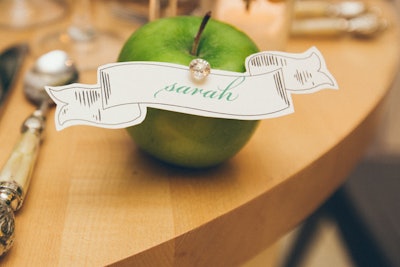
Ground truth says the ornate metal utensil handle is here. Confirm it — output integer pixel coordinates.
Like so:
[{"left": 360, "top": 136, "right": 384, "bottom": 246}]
[{"left": 0, "top": 109, "right": 45, "bottom": 256}]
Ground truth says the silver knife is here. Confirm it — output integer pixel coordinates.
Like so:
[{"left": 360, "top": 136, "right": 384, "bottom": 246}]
[{"left": 0, "top": 43, "right": 29, "bottom": 119}]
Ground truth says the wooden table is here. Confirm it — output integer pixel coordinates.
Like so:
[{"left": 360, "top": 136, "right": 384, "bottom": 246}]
[{"left": 0, "top": 1, "right": 399, "bottom": 266}]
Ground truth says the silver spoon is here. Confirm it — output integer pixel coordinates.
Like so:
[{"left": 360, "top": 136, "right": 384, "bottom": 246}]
[
  {"left": 294, "top": 0, "right": 367, "bottom": 19},
  {"left": 291, "top": 11, "right": 388, "bottom": 38},
  {"left": 0, "top": 50, "right": 78, "bottom": 256},
  {"left": 348, "top": 12, "right": 389, "bottom": 38}
]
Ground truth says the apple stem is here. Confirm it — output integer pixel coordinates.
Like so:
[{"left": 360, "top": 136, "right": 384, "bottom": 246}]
[{"left": 191, "top": 11, "right": 212, "bottom": 56}]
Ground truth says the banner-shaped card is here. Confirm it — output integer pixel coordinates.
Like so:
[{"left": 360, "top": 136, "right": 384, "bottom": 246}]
[{"left": 46, "top": 47, "right": 338, "bottom": 130}]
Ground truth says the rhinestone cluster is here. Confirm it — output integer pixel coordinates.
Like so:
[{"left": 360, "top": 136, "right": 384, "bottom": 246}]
[{"left": 189, "top": 58, "right": 211, "bottom": 81}]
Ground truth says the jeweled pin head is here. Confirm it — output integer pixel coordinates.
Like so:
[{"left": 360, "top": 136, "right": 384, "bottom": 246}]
[{"left": 189, "top": 58, "right": 210, "bottom": 81}]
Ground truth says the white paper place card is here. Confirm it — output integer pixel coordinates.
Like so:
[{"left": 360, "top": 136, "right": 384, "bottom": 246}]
[{"left": 45, "top": 47, "right": 338, "bottom": 130}]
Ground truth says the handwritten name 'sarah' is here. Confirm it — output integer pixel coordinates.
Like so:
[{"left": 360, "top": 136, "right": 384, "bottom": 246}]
[{"left": 154, "top": 77, "right": 246, "bottom": 101}]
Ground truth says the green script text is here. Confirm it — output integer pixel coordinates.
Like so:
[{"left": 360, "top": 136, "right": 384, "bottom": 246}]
[{"left": 153, "top": 76, "right": 245, "bottom": 101}]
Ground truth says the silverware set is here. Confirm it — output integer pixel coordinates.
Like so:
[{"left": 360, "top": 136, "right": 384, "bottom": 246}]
[
  {"left": 0, "top": 44, "right": 78, "bottom": 256},
  {"left": 292, "top": 0, "right": 389, "bottom": 38}
]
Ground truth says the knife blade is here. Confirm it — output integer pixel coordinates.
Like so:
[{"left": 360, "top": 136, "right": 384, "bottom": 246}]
[{"left": 0, "top": 43, "right": 29, "bottom": 119}]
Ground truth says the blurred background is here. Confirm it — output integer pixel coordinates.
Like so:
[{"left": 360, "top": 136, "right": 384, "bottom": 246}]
[{"left": 254, "top": 0, "right": 400, "bottom": 265}]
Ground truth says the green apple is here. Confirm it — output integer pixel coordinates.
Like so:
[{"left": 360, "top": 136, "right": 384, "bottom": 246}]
[{"left": 118, "top": 15, "right": 260, "bottom": 168}]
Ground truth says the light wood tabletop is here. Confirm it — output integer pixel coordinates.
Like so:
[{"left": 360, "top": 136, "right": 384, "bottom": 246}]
[{"left": 0, "top": 0, "right": 399, "bottom": 266}]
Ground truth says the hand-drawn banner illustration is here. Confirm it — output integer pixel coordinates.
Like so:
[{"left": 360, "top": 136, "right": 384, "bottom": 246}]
[{"left": 45, "top": 47, "right": 338, "bottom": 130}]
